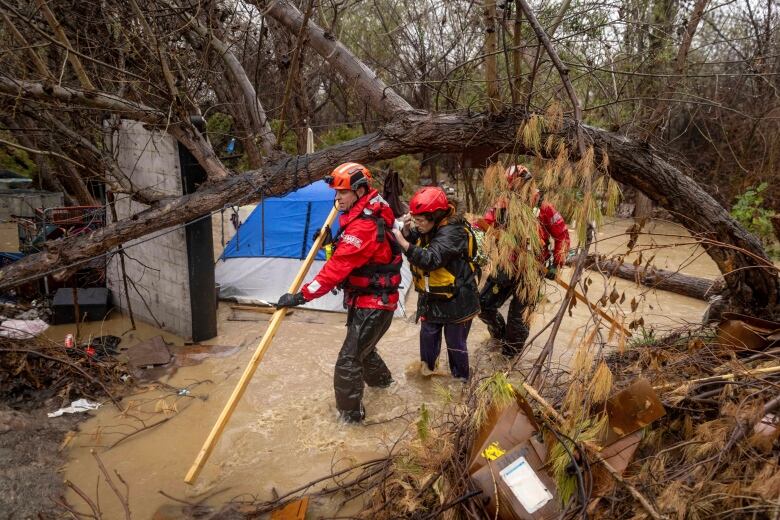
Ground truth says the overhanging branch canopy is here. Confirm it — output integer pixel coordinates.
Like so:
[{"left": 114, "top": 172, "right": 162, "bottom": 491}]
[{"left": 0, "top": 99, "right": 775, "bottom": 313}]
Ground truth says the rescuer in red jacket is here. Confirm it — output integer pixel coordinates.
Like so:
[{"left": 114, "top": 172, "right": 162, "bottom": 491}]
[
  {"left": 276, "top": 163, "right": 402, "bottom": 423},
  {"left": 474, "top": 164, "right": 570, "bottom": 357}
]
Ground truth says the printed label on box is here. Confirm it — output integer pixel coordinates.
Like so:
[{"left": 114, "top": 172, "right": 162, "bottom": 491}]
[{"left": 498, "top": 456, "right": 554, "bottom": 513}]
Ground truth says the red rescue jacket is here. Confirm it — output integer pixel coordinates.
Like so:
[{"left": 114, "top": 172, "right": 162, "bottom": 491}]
[
  {"left": 301, "top": 189, "right": 401, "bottom": 311},
  {"left": 477, "top": 191, "right": 570, "bottom": 267}
]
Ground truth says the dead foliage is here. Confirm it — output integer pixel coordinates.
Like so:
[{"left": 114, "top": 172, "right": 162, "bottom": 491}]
[
  {"left": 597, "top": 327, "right": 780, "bottom": 519},
  {"left": 0, "top": 336, "right": 126, "bottom": 410}
]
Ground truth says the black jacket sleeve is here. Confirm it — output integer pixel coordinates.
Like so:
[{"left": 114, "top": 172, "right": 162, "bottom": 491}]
[{"left": 405, "top": 224, "right": 467, "bottom": 271}]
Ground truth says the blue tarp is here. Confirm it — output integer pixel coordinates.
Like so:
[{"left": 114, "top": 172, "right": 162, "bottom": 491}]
[{"left": 221, "top": 180, "right": 339, "bottom": 260}]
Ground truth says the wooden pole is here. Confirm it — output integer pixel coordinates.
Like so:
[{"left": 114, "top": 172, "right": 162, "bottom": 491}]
[
  {"left": 653, "top": 364, "right": 780, "bottom": 391},
  {"left": 184, "top": 204, "right": 338, "bottom": 484},
  {"left": 72, "top": 286, "right": 81, "bottom": 340},
  {"left": 554, "top": 276, "right": 632, "bottom": 338}
]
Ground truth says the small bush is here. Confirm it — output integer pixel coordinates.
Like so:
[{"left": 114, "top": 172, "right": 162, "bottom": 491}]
[{"left": 731, "top": 182, "right": 778, "bottom": 256}]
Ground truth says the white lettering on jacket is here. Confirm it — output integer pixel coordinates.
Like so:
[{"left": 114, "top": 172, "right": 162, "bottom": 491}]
[{"left": 341, "top": 234, "right": 363, "bottom": 248}]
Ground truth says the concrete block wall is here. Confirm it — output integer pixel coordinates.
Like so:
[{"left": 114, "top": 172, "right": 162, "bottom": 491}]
[{"left": 106, "top": 120, "right": 194, "bottom": 339}]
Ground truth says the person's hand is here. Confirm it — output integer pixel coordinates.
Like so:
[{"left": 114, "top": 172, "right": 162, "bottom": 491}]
[
  {"left": 400, "top": 213, "right": 412, "bottom": 233},
  {"left": 276, "top": 292, "right": 306, "bottom": 308},
  {"left": 392, "top": 228, "right": 410, "bottom": 251},
  {"left": 545, "top": 266, "right": 558, "bottom": 280},
  {"left": 313, "top": 225, "right": 332, "bottom": 245}
]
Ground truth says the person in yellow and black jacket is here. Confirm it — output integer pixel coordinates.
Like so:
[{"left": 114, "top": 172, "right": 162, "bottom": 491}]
[{"left": 392, "top": 187, "right": 480, "bottom": 381}]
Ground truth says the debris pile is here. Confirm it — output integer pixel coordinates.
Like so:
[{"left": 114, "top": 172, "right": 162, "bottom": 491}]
[
  {"left": 0, "top": 335, "right": 125, "bottom": 410},
  {"left": 599, "top": 317, "right": 780, "bottom": 519},
  {"left": 214, "top": 314, "right": 780, "bottom": 520}
]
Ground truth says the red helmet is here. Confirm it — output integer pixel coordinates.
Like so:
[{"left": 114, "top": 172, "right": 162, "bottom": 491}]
[
  {"left": 324, "top": 162, "right": 372, "bottom": 191},
  {"left": 506, "top": 164, "right": 532, "bottom": 185},
  {"left": 409, "top": 187, "right": 449, "bottom": 215}
]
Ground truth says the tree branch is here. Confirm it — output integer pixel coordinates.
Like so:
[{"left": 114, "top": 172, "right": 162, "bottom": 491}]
[
  {"left": 0, "top": 10, "right": 52, "bottom": 79},
  {"left": 0, "top": 137, "right": 85, "bottom": 169},
  {"left": 516, "top": 0, "right": 585, "bottom": 155},
  {"left": 0, "top": 78, "right": 229, "bottom": 181},
  {"left": 128, "top": 0, "right": 179, "bottom": 100},
  {"left": 260, "top": 0, "right": 414, "bottom": 118},
  {"left": 34, "top": 0, "right": 95, "bottom": 89},
  {"left": 182, "top": 6, "right": 277, "bottom": 156}
]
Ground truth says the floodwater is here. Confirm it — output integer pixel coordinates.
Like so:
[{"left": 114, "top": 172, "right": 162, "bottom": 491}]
[{"left": 55, "top": 218, "right": 718, "bottom": 518}]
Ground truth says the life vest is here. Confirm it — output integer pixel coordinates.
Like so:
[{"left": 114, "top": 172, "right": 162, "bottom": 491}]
[
  {"left": 411, "top": 221, "right": 480, "bottom": 300},
  {"left": 334, "top": 208, "right": 403, "bottom": 304}
]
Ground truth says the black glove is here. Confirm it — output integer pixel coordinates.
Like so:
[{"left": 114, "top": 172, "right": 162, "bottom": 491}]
[
  {"left": 276, "top": 292, "right": 306, "bottom": 308},
  {"left": 545, "top": 266, "right": 558, "bottom": 280},
  {"left": 313, "top": 225, "right": 332, "bottom": 245}
]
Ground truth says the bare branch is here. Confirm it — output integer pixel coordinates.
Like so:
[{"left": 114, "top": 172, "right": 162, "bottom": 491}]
[
  {"left": 260, "top": 0, "right": 414, "bottom": 118},
  {"left": 0, "top": 78, "right": 228, "bottom": 181},
  {"left": 516, "top": 0, "right": 586, "bottom": 155},
  {"left": 128, "top": 0, "right": 179, "bottom": 99},
  {"left": 33, "top": 0, "right": 95, "bottom": 89},
  {"left": 0, "top": 10, "right": 52, "bottom": 79},
  {"left": 182, "top": 6, "right": 277, "bottom": 155},
  {"left": 0, "top": 137, "right": 85, "bottom": 169}
]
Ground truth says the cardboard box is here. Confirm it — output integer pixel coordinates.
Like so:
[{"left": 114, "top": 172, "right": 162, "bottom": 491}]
[
  {"left": 468, "top": 395, "right": 539, "bottom": 475},
  {"left": 468, "top": 379, "right": 665, "bottom": 519},
  {"left": 471, "top": 439, "right": 560, "bottom": 520}
]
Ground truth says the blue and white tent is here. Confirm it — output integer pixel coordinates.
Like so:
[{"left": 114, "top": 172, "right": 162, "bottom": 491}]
[{"left": 215, "top": 180, "right": 412, "bottom": 315}]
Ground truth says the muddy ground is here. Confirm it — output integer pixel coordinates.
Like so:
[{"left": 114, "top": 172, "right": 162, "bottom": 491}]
[{"left": 0, "top": 405, "right": 80, "bottom": 519}]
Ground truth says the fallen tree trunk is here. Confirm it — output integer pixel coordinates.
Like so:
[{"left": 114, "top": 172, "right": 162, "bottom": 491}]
[
  {"left": 0, "top": 107, "right": 776, "bottom": 317},
  {"left": 582, "top": 255, "right": 725, "bottom": 301}
]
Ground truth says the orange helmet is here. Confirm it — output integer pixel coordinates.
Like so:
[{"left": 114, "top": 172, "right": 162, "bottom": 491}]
[
  {"left": 505, "top": 164, "right": 532, "bottom": 185},
  {"left": 324, "top": 162, "right": 372, "bottom": 191}
]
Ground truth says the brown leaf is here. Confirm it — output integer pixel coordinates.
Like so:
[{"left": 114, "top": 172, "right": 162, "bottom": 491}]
[
  {"left": 609, "top": 287, "right": 620, "bottom": 304},
  {"left": 630, "top": 297, "right": 638, "bottom": 312}
]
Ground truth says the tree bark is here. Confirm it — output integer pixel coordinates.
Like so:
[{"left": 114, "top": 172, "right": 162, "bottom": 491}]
[
  {"left": 583, "top": 255, "right": 725, "bottom": 301},
  {"left": 483, "top": 0, "right": 501, "bottom": 113},
  {"left": 634, "top": 191, "right": 654, "bottom": 218}
]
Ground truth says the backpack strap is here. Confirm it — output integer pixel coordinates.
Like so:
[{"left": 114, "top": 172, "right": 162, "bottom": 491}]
[{"left": 462, "top": 224, "right": 482, "bottom": 282}]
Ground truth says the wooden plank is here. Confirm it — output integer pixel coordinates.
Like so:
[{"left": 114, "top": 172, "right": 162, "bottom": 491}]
[
  {"left": 230, "top": 304, "right": 292, "bottom": 315},
  {"left": 270, "top": 497, "right": 309, "bottom": 520},
  {"left": 185, "top": 205, "right": 338, "bottom": 484}
]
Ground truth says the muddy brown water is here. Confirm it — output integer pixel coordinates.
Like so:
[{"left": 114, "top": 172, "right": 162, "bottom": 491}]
[{"left": 53, "top": 218, "right": 717, "bottom": 518}]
